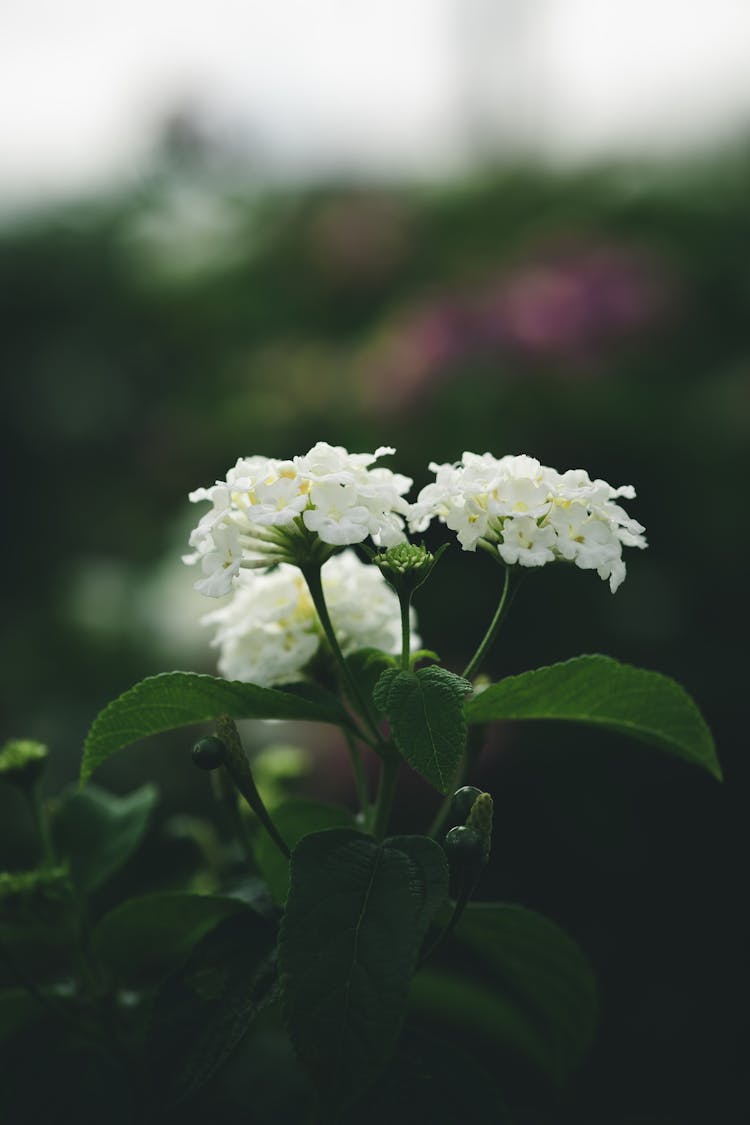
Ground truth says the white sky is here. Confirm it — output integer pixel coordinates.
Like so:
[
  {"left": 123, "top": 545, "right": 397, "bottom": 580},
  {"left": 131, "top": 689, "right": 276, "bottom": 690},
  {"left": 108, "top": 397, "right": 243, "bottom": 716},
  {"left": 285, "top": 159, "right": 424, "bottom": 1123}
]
[{"left": 2, "top": 0, "right": 750, "bottom": 208}]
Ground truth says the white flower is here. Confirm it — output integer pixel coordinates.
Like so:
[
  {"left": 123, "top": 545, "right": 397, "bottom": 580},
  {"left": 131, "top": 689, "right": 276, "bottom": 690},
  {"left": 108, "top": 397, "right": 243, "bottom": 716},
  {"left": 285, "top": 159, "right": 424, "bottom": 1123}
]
[
  {"left": 187, "top": 443, "right": 413, "bottom": 595},
  {"left": 186, "top": 524, "right": 243, "bottom": 598},
  {"left": 202, "top": 550, "right": 419, "bottom": 686},
  {"left": 497, "top": 515, "right": 557, "bottom": 567},
  {"left": 410, "top": 451, "right": 646, "bottom": 592}
]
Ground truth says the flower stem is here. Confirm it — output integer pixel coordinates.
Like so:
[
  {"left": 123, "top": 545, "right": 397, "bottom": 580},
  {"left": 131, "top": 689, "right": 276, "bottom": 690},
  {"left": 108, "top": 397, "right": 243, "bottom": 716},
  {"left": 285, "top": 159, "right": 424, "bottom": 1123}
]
[
  {"left": 343, "top": 729, "right": 370, "bottom": 816},
  {"left": 211, "top": 767, "right": 259, "bottom": 872},
  {"left": 371, "top": 753, "right": 400, "bottom": 841},
  {"left": 461, "top": 561, "right": 518, "bottom": 681},
  {"left": 418, "top": 871, "right": 476, "bottom": 967},
  {"left": 301, "top": 564, "right": 385, "bottom": 748},
  {"left": 399, "top": 592, "right": 412, "bottom": 672},
  {"left": 217, "top": 716, "right": 290, "bottom": 861}
]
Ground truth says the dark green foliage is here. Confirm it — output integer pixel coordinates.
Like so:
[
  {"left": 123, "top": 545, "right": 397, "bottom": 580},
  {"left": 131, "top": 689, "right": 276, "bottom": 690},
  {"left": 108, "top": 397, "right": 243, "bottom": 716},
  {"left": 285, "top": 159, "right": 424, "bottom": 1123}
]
[
  {"left": 254, "top": 798, "right": 356, "bottom": 904},
  {"left": 351, "top": 1028, "right": 513, "bottom": 1125},
  {"left": 52, "top": 782, "right": 157, "bottom": 893},
  {"left": 93, "top": 891, "right": 249, "bottom": 985},
  {"left": 278, "top": 828, "right": 448, "bottom": 1113},
  {"left": 81, "top": 672, "right": 355, "bottom": 783},
  {"left": 373, "top": 666, "right": 473, "bottom": 792},
  {"left": 343, "top": 647, "right": 397, "bottom": 714},
  {"left": 465, "top": 654, "right": 721, "bottom": 779},
  {"left": 411, "top": 902, "right": 597, "bottom": 1083},
  {"left": 146, "top": 910, "right": 277, "bottom": 1108}
]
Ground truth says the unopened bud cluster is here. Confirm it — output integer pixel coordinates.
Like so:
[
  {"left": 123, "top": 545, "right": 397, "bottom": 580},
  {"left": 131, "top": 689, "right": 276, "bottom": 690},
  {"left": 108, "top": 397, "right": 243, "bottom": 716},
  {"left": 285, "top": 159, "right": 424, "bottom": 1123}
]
[{"left": 0, "top": 739, "right": 48, "bottom": 789}]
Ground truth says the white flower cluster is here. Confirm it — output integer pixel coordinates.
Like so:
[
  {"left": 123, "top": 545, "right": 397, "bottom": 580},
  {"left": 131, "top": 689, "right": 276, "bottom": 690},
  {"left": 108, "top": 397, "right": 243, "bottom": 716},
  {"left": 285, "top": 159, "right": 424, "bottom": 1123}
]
[
  {"left": 202, "top": 550, "right": 418, "bottom": 686},
  {"left": 184, "top": 442, "right": 412, "bottom": 597},
  {"left": 409, "top": 453, "right": 646, "bottom": 592}
]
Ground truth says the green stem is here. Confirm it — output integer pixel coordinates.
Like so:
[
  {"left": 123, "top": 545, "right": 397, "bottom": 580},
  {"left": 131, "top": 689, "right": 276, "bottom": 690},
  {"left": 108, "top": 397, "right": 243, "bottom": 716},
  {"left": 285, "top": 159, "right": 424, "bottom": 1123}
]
[
  {"left": 217, "top": 716, "right": 290, "bottom": 861},
  {"left": 462, "top": 562, "right": 515, "bottom": 682},
  {"left": 399, "top": 592, "right": 412, "bottom": 672},
  {"left": 371, "top": 754, "right": 400, "bottom": 841},
  {"left": 302, "top": 564, "right": 385, "bottom": 748},
  {"left": 343, "top": 729, "right": 370, "bottom": 816},
  {"left": 211, "top": 768, "right": 259, "bottom": 872},
  {"left": 418, "top": 871, "right": 476, "bottom": 967}
]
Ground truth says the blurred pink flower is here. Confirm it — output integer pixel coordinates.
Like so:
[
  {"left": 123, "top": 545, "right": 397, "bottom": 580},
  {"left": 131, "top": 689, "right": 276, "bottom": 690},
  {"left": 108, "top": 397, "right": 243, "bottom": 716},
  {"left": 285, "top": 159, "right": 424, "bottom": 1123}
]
[{"left": 366, "top": 237, "right": 672, "bottom": 411}]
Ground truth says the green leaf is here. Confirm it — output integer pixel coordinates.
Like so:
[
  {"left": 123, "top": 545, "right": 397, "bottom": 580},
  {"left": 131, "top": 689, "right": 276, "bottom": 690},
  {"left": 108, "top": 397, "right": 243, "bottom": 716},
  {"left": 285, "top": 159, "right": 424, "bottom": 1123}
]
[
  {"left": 80, "top": 672, "right": 355, "bottom": 784},
  {"left": 254, "top": 798, "right": 356, "bottom": 905},
  {"left": 465, "top": 654, "right": 721, "bottom": 780},
  {"left": 147, "top": 910, "right": 277, "bottom": 1107},
  {"left": 411, "top": 902, "right": 597, "bottom": 1083},
  {"left": 93, "top": 892, "right": 248, "bottom": 984},
  {"left": 386, "top": 834, "right": 450, "bottom": 935},
  {"left": 373, "top": 666, "right": 473, "bottom": 793},
  {"left": 278, "top": 828, "right": 448, "bottom": 1112},
  {"left": 53, "top": 783, "right": 158, "bottom": 894}
]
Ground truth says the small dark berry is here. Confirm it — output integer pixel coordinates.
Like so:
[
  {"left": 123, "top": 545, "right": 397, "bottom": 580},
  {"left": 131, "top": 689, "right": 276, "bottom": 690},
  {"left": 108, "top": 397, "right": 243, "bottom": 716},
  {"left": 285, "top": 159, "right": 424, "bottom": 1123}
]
[
  {"left": 450, "top": 785, "right": 483, "bottom": 824},
  {"left": 192, "top": 736, "right": 226, "bottom": 771},
  {"left": 443, "top": 825, "right": 484, "bottom": 868}
]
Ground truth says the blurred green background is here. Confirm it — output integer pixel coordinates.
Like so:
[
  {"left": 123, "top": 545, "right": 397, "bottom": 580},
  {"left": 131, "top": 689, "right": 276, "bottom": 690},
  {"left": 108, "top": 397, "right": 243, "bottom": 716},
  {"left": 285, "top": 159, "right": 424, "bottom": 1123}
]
[{"left": 1, "top": 145, "right": 748, "bottom": 1121}]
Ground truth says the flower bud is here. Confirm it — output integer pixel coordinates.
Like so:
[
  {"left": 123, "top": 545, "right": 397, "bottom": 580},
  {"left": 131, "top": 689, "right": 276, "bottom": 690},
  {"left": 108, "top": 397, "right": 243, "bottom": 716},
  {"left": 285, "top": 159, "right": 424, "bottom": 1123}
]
[
  {"left": 0, "top": 740, "right": 48, "bottom": 790},
  {"left": 371, "top": 542, "right": 448, "bottom": 598},
  {"left": 192, "top": 736, "right": 227, "bottom": 771},
  {"left": 466, "top": 791, "right": 493, "bottom": 862}
]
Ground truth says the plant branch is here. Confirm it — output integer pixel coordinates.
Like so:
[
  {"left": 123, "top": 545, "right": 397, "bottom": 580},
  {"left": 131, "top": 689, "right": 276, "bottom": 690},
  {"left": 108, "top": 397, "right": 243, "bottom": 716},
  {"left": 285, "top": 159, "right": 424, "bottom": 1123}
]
[
  {"left": 217, "top": 716, "right": 290, "bottom": 860},
  {"left": 371, "top": 753, "right": 400, "bottom": 841},
  {"left": 343, "top": 728, "right": 370, "bottom": 817},
  {"left": 301, "top": 564, "right": 386, "bottom": 748},
  {"left": 462, "top": 561, "right": 517, "bottom": 682}
]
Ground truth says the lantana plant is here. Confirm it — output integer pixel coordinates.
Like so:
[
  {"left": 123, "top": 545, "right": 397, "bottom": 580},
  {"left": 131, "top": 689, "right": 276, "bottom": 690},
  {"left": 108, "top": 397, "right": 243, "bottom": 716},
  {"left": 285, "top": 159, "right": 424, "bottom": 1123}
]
[{"left": 2, "top": 444, "right": 719, "bottom": 1123}]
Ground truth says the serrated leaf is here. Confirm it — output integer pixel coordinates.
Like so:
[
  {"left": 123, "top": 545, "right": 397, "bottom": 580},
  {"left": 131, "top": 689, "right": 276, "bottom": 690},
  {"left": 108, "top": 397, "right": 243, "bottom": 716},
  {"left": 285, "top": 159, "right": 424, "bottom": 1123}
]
[
  {"left": 411, "top": 902, "right": 596, "bottom": 1083},
  {"left": 373, "top": 666, "right": 473, "bottom": 793},
  {"left": 386, "top": 834, "right": 449, "bottom": 935},
  {"left": 147, "top": 910, "right": 277, "bottom": 1107},
  {"left": 80, "top": 672, "right": 355, "bottom": 784},
  {"left": 255, "top": 798, "right": 356, "bottom": 905},
  {"left": 278, "top": 828, "right": 448, "bottom": 1112},
  {"left": 53, "top": 783, "right": 158, "bottom": 894},
  {"left": 93, "top": 892, "right": 248, "bottom": 984},
  {"left": 465, "top": 654, "right": 720, "bottom": 780}
]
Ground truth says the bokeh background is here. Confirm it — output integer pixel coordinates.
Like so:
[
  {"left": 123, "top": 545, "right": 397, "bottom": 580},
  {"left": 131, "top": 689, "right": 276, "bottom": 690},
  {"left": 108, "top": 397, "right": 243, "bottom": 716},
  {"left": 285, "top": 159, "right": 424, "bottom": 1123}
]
[{"left": 2, "top": 3, "right": 749, "bottom": 1121}]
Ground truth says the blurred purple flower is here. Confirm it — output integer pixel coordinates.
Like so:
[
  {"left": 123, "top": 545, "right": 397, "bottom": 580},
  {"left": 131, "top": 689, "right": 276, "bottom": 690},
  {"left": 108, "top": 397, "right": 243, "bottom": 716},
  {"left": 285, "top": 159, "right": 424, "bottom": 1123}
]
[
  {"left": 366, "top": 238, "right": 672, "bottom": 410},
  {"left": 486, "top": 242, "right": 669, "bottom": 360}
]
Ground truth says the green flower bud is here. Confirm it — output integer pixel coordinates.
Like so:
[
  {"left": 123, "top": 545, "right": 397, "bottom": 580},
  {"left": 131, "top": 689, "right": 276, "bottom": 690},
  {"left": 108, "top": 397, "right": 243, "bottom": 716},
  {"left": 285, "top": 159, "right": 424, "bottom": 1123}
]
[
  {"left": 466, "top": 791, "right": 493, "bottom": 862},
  {"left": 450, "top": 785, "right": 483, "bottom": 825},
  {"left": 0, "top": 740, "right": 48, "bottom": 789},
  {"left": 443, "top": 825, "right": 485, "bottom": 870},
  {"left": 192, "top": 736, "right": 227, "bottom": 771},
  {"left": 371, "top": 541, "right": 448, "bottom": 597}
]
